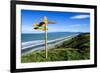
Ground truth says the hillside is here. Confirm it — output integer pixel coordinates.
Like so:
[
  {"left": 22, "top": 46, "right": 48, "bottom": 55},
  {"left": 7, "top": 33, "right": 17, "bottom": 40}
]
[
  {"left": 21, "top": 33, "right": 90, "bottom": 63},
  {"left": 56, "top": 33, "right": 90, "bottom": 50}
]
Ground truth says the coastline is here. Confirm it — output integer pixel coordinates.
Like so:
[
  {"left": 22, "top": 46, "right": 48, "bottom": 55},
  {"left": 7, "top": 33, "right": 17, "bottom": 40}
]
[{"left": 21, "top": 34, "right": 79, "bottom": 55}]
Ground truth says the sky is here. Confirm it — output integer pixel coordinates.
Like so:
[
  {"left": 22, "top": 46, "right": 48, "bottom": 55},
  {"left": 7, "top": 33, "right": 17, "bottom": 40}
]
[{"left": 21, "top": 9, "right": 90, "bottom": 33}]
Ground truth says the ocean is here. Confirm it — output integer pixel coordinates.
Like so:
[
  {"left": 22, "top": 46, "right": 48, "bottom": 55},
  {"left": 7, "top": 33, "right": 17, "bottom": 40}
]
[
  {"left": 21, "top": 32, "right": 80, "bottom": 51},
  {"left": 21, "top": 32, "right": 80, "bottom": 43}
]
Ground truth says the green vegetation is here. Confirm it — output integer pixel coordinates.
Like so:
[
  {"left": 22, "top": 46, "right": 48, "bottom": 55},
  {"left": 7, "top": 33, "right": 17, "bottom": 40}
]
[
  {"left": 56, "top": 33, "right": 90, "bottom": 50},
  {"left": 21, "top": 33, "right": 90, "bottom": 63}
]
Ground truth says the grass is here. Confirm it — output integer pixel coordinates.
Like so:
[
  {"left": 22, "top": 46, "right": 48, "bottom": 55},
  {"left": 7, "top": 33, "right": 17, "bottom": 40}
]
[
  {"left": 21, "top": 33, "right": 90, "bottom": 63},
  {"left": 21, "top": 48, "right": 90, "bottom": 63}
]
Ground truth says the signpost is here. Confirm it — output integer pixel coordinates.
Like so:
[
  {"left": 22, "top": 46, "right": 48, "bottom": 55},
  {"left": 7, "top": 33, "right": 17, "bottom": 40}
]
[{"left": 33, "top": 16, "right": 55, "bottom": 58}]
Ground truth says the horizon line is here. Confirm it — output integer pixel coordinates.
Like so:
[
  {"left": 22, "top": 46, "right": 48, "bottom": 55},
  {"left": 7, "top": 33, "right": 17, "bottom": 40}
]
[{"left": 22, "top": 31, "right": 90, "bottom": 34}]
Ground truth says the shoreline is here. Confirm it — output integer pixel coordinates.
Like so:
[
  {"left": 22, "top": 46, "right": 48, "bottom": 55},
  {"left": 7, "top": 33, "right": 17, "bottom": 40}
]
[{"left": 21, "top": 34, "right": 79, "bottom": 55}]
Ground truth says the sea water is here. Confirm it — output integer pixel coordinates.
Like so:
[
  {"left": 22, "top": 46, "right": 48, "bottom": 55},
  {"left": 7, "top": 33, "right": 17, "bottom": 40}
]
[
  {"left": 21, "top": 32, "right": 80, "bottom": 50},
  {"left": 21, "top": 32, "right": 79, "bottom": 43}
]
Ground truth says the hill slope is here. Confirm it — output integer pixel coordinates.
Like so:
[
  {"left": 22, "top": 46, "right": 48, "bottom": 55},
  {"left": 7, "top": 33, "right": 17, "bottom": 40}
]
[{"left": 56, "top": 33, "right": 90, "bottom": 49}]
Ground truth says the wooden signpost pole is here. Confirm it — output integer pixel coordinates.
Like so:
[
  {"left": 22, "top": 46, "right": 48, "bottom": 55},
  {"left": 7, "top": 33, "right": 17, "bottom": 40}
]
[
  {"left": 45, "top": 23, "right": 48, "bottom": 58},
  {"left": 44, "top": 16, "right": 48, "bottom": 58}
]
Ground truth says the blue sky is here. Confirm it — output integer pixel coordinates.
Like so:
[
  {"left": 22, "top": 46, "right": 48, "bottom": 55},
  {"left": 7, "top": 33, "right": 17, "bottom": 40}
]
[{"left": 21, "top": 9, "right": 90, "bottom": 33}]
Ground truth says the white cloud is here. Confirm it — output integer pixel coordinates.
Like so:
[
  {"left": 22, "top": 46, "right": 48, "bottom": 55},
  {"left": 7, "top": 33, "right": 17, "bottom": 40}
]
[{"left": 71, "top": 15, "right": 90, "bottom": 19}]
